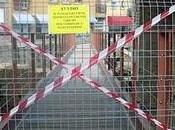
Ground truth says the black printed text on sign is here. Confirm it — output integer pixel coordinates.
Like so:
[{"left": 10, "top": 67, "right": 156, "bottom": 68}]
[{"left": 48, "top": 5, "right": 89, "bottom": 34}]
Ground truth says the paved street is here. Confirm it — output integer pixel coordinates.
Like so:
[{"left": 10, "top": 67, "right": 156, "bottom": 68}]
[{"left": 15, "top": 43, "right": 133, "bottom": 130}]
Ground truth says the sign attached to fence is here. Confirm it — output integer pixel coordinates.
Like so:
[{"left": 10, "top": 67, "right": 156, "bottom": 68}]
[{"left": 48, "top": 5, "right": 89, "bottom": 34}]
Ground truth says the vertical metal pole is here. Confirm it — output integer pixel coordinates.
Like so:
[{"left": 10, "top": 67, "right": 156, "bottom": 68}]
[
  {"left": 101, "top": 32, "right": 103, "bottom": 51},
  {"left": 120, "top": 27, "right": 124, "bottom": 86},
  {"left": 59, "top": 35, "right": 61, "bottom": 58},
  {"left": 100, "top": 33, "right": 102, "bottom": 51},
  {"left": 62, "top": 35, "right": 64, "bottom": 57},
  {"left": 31, "top": 33, "right": 36, "bottom": 86},
  {"left": 108, "top": 33, "right": 111, "bottom": 70},
  {"left": 157, "top": 32, "right": 171, "bottom": 130},
  {"left": 166, "top": 32, "right": 172, "bottom": 127},
  {"left": 102, "top": 33, "right": 104, "bottom": 50},
  {"left": 11, "top": 36, "right": 18, "bottom": 105},
  {"left": 157, "top": 32, "right": 166, "bottom": 130},
  {"left": 96, "top": 33, "right": 98, "bottom": 51},
  {"left": 94, "top": 33, "right": 96, "bottom": 50},
  {"left": 101, "top": 33, "right": 103, "bottom": 50},
  {"left": 55, "top": 34, "right": 58, "bottom": 58},
  {"left": 49, "top": 34, "right": 52, "bottom": 70},
  {"left": 132, "top": 39, "right": 137, "bottom": 104},
  {"left": 105, "top": 32, "right": 107, "bottom": 64},
  {"left": 113, "top": 33, "right": 116, "bottom": 76},
  {"left": 42, "top": 33, "right": 46, "bottom": 77}
]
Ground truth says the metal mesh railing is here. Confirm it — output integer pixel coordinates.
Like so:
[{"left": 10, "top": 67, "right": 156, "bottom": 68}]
[{"left": 0, "top": 0, "right": 175, "bottom": 130}]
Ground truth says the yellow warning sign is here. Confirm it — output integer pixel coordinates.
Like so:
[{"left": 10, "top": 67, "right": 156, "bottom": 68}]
[{"left": 48, "top": 5, "right": 89, "bottom": 34}]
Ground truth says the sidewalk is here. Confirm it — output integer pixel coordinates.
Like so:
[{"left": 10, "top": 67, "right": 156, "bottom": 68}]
[{"left": 15, "top": 44, "right": 133, "bottom": 130}]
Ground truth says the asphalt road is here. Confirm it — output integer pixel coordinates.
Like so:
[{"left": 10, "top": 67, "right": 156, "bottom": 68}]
[{"left": 15, "top": 44, "right": 133, "bottom": 130}]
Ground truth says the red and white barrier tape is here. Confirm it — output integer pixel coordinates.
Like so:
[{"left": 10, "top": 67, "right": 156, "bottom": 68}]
[
  {"left": 79, "top": 75, "right": 171, "bottom": 130},
  {"left": 0, "top": 5, "right": 175, "bottom": 129}
]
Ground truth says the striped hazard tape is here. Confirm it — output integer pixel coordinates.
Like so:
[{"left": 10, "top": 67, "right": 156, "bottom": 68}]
[
  {"left": 80, "top": 75, "right": 171, "bottom": 130},
  {"left": 0, "top": 4, "right": 175, "bottom": 130}
]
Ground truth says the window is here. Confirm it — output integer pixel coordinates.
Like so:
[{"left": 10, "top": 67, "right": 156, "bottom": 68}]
[
  {"left": 0, "top": 8, "right": 4, "bottom": 23},
  {"left": 121, "top": 1, "right": 124, "bottom": 8},
  {"left": 96, "top": 3, "right": 106, "bottom": 13},
  {"left": 96, "top": 0, "right": 106, "bottom": 13},
  {"left": 127, "top": 8, "right": 132, "bottom": 17},
  {"left": 14, "top": 0, "right": 29, "bottom": 11},
  {"left": 21, "top": 1, "right": 28, "bottom": 10},
  {"left": 61, "top": 0, "right": 70, "bottom": 3},
  {"left": 49, "top": 0, "right": 58, "bottom": 3},
  {"left": 75, "top": 0, "right": 82, "bottom": 3},
  {"left": 111, "top": 0, "right": 120, "bottom": 8},
  {"left": 0, "top": 0, "right": 6, "bottom": 2},
  {"left": 111, "top": 0, "right": 116, "bottom": 4}
]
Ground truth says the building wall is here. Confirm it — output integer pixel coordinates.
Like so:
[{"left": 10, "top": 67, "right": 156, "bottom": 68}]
[
  {"left": 6, "top": 0, "right": 134, "bottom": 25},
  {"left": 29, "top": 0, "right": 97, "bottom": 16},
  {"left": 29, "top": 0, "right": 48, "bottom": 14}
]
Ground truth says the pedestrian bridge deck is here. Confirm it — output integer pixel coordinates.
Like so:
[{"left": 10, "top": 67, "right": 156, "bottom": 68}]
[{"left": 15, "top": 44, "right": 133, "bottom": 130}]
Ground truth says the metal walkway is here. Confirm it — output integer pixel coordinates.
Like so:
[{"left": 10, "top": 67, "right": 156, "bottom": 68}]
[{"left": 15, "top": 44, "right": 133, "bottom": 130}]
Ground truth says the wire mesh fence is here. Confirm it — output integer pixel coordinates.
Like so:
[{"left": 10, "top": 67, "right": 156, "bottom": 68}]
[{"left": 0, "top": 0, "right": 175, "bottom": 130}]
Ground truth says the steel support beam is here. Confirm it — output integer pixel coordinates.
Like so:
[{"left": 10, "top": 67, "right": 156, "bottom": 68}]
[
  {"left": 132, "top": 39, "right": 137, "bottom": 104},
  {"left": 42, "top": 34, "right": 46, "bottom": 77},
  {"left": 108, "top": 33, "right": 111, "bottom": 70},
  {"left": 11, "top": 36, "right": 18, "bottom": 105},
  {"left": 120, "top": 30, "right": 124, "bottom": 87},
  {"left": 31, "top": 33, "right": 36, "bottom": 87},
  {"left": 55, "top": 34, "right": 58, "bottom": 58},
  {"left": 157, "top": 32, "right": 172, "bottom": 130},
  {"left": 49, "top": 34, "right": 53, "bottom": 70},
  {"left": 113, "top": 33, "right": 117, "bottom": 76}
]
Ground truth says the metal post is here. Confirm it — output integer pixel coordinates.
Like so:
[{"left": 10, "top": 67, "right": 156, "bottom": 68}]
[
  {"left": 101, "top": 32, "right": 103, "bottom": 51},
  {"left": 108, "top": 33, "right": 111, "bottom": 70},
  {"left": 100, "top": 32, "right": 102, "bottom": 51},
  {"left": 132, "top": 39, "right": 137, "bottom": 104},
  {"left": 166, "top": 31, "right": 172, "bottom": 127},
  {"left": 58, "top": 35, "right": 61, "bottom": 58},
  {"left": 101, "top": 33, "right": 103, "bottom": 50},
  {"left": 120, "top": 27, "right": 124, "bottom": 86},
  {"left": 55, "top": 34, "right": 58, "bottom": 58},
  {"left": 42, "top": 33, "right": 46, "bottom": 77},
  {"left": 59, "top": 35, "right": 62, "bottom": 58},
  {"left": 49, "top": 34, "right": 52, "bottom": 70},
  {"left": 104, "top": 32, "right": 107, "bottom": 64},
  {"left": 113, "top": 33, "right": 116, "bottom": 76},
  {"left": 61, "top": 35, "right": 64, "bottom": 57},
  {"left": 11, "top": 36, "right": 18, "bottom": 105},
  {"left": 31, "top": 33, "right": 36, "bottom": 86},
  {"left": 157, "top": 32, "right": 172, "bottom": 130}
]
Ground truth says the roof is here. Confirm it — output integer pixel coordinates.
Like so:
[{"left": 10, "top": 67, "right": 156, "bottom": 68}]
[
  {"left": 13, "top": 12, "right": 35, "bottom": 24},
  {"left": 35, "top": 14, "right": 48, "bottom": 24},
  {"left": 107, "top": 16, "right": 133, "bottom": 26}
]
